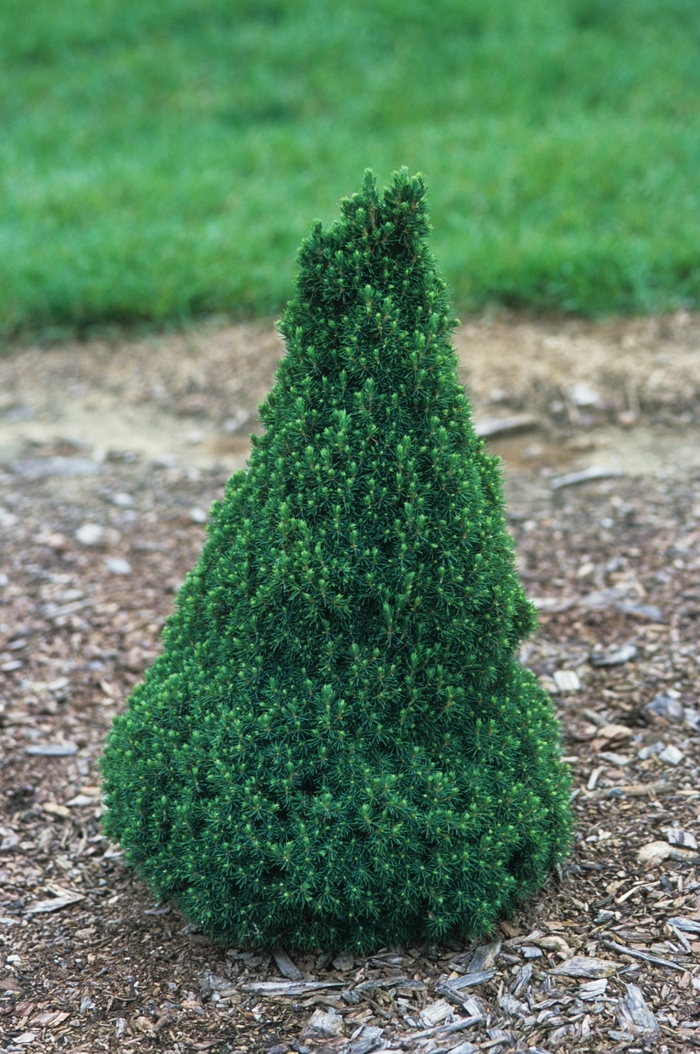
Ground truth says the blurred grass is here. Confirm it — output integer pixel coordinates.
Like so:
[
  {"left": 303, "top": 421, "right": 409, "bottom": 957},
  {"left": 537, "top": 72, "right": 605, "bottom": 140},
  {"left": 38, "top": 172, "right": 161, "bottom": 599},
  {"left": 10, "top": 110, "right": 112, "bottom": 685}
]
[{"left": 1, "top": 0, "right": 700, "bottom": 337}]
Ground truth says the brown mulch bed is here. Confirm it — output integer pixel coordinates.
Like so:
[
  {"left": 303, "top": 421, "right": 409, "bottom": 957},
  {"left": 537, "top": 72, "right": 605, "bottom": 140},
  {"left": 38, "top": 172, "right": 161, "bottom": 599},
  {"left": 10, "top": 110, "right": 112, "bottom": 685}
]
[{"left": 1, "top": 437, "right": 700, "bottom": 1054}]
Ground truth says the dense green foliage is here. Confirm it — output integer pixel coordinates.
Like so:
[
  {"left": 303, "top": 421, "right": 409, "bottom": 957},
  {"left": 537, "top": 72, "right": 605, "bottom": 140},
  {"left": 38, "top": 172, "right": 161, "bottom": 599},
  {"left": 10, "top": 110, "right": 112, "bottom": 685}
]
[
  {"left": 101, "top": 172, "right": 572, "bottom": 952},
  {"left": 1, "top": 0, "right": 700, "bottom": 336}
]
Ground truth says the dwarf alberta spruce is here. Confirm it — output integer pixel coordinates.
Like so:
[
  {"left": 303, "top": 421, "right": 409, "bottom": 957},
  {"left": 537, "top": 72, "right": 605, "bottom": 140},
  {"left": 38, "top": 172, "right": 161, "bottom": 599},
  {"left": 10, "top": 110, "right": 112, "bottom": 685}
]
[{"left": 101, "top": 171, "right": 571, "bottom": 952}]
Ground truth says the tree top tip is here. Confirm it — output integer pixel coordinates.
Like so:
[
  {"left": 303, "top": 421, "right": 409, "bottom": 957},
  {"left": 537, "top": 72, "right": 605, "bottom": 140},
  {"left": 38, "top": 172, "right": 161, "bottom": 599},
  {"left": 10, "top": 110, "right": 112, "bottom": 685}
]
[{"left": 338, "top": 168, "right": 429, "bottom": 233}]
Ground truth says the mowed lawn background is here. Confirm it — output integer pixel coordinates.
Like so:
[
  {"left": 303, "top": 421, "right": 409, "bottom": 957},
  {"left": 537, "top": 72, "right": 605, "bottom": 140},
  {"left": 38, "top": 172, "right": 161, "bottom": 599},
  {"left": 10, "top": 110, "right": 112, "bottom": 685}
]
[{"left": 1, "top": 0, "right": 700, "bottom": 338}]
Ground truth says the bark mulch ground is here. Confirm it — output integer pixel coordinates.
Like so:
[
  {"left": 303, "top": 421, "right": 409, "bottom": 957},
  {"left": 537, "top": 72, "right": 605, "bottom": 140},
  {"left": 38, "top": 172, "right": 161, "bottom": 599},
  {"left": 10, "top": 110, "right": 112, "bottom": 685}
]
[{"left": 1, "top": 435, "right": 700, "bottom": 1054}]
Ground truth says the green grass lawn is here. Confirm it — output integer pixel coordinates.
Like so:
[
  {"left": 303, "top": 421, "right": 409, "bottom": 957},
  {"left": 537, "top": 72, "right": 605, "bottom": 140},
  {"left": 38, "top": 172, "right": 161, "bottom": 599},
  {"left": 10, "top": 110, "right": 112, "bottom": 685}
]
[{"left": 1, "top": 0, "right": 700, "bottom": 337}]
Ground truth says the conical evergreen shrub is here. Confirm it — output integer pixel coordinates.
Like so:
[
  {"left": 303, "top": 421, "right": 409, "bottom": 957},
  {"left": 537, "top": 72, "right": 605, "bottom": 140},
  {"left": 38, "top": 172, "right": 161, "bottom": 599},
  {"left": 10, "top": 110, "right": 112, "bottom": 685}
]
[{"left": 101, "top": 170, "right": 571, "bottom": 953}]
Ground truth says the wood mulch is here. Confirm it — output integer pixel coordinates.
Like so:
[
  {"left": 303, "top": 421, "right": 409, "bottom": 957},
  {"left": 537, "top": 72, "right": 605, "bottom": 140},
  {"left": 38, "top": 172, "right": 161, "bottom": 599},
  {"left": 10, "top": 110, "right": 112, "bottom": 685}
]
[{"left": 1, "top": 429, "right": 700, "bottom": 1053}]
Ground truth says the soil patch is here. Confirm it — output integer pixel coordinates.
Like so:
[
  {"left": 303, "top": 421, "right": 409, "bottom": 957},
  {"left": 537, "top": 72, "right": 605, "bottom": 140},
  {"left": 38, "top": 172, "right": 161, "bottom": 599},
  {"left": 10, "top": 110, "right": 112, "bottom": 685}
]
[
  {"left": 1, "top": 316, "right": 700, "bottom": 1053},
  {"left": 2, "top": 311, "right": 700, "bottom": 476}
]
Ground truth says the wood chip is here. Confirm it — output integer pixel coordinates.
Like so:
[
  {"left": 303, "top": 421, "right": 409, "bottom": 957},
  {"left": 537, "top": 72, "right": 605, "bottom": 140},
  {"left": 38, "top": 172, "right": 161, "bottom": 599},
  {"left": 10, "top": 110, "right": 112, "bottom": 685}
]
[
  {"left": 637, "top": 841, "right": 673, "bottom": 864},
  {"left": 272, "top": 947, "right": 303, "bottom": 981},
  {"left": 551, "top": 466, "right": 625, "bottom": 490},
  {"left": 637, "top": 840, "right": 698, "bottom": 865},
  {"left": 419, "top": 999, "right": 453, "bottom": 1028},
  {"left": 25, "top": 883, "right": 84, "bottom": 914},
  {"left": 668, "top": 917, "right": 700, "bottom": 935},
  {"left": 658, "top": 744, "right": 684, "bottom": 766},
  {"left": 664, "top": 827, "right": 698, "bottom": 849},
  {"left": 241, "top": 980, "right": 343, "bottom": 997},
  {"left": 617, "top": 983, "right": 660, "bottom": 1037},
  {"left": 436, "top": 1043, "right": 477, "bottom": 1054},
  {"left": 40, "top": 801, "right": 69, "bottom": 817},
  {"left": 533, "top": 935, "right": 572, "bottom": 958},
  {"left": 475, "top": 414, "right": 539, "bottom": 438},
  {"left": 303, "top": 1007, "right": 344, "bottom": 1038},
  {"left": 466, "top": 940, "right": 501, "bottom": 973},
  {"left": 581, "top": 708, "right": 609, "bottom": 729},
  {"left": 512, "top": 964, "right": 532, "bottom": 997},
  {"left": 439, "top": 969, "right": 495, "bottom": 993},
  {"left": 590, "top": 645, "right": 638, "bottom": 667},
  {"left": 591, "top": 780, "right": 676, "bottom": 800},
  {"left": 400, "top": 1015, "right": 482, "bottom": 1043},
  {"left": 550, "top": 957, "right": 618, "bottom": 978},
  {"left": 26, "top": 743, "right": 78, "bottom": 756},
  {"left": 553, "top": 670, "right": 581, "bottom": 692},
  {"left": 31, "top": 1011, "right": 70, "bottom": 1027},
  {"left": 595, "top": 723, "right": 633, "bottom": 740},
  {"left": 579, "top": 978, "right": 608, "bottom": 1000},
  {"left": 355, "top": 975, "right": 409, "bottom": 993},
  {"left": 601, "top": 940, "right": 686, "bottom": 972}
]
